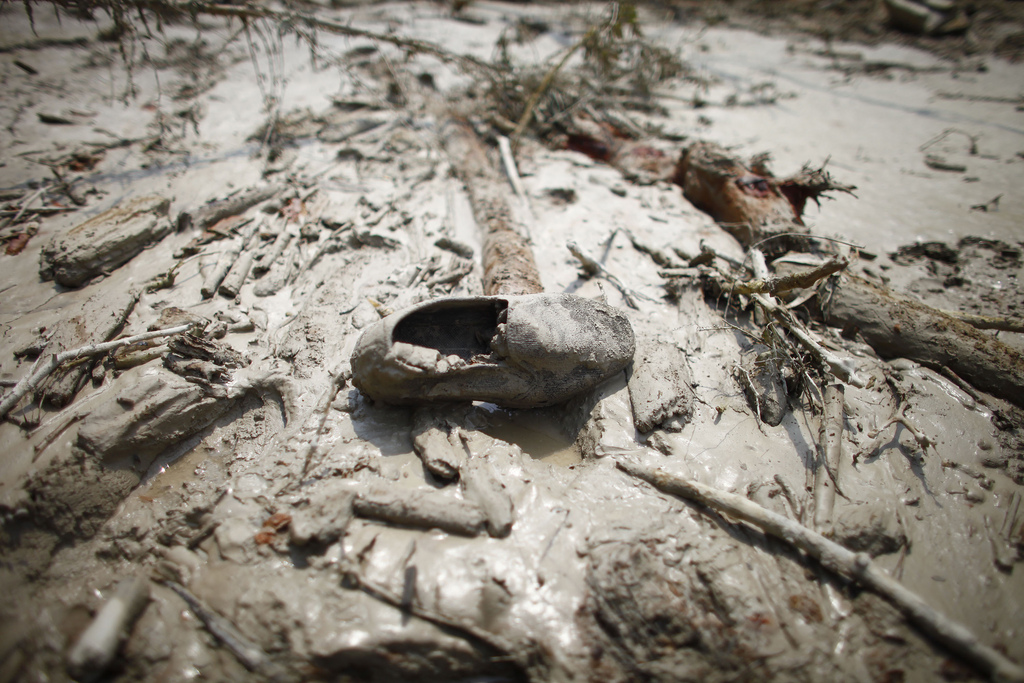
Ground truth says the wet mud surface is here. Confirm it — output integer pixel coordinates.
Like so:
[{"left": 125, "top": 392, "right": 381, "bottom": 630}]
[{"left": 0, "top": 2, "right": 1023, "bottom": 682}]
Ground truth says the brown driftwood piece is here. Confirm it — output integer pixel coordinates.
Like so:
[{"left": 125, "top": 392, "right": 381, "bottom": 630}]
[
  {"left": 439, "top": 119, "right": 543, "bottom": 296},
  {"left": 733, "top": 256, "right": 849, "bottom": 296},
  {"left": 823, "top": 274, "right": 1024, "bottom": 409},
  {"left": 937, "top": 310, "right": 1024, "bottom": 334},
  {"left": 674, "top": 142, "right": 854, "bottom": 251},
  {"left": 353, "top": 488, "right": 488, "bottom": 537},
  {"left": 813, "top": 384, "right": 844, "bottom": 533},
  {"left": 177, "top": 184, "right": 284, "bottom": 232},
  {"left": 617, "top": 459, "right": 1024, "bottom": 683}
]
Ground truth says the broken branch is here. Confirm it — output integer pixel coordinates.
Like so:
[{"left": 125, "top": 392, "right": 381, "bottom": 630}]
[
  {"left": 567, "top": 240, "right": 650, "bottom": 309},
  {"left": 731, "top": 256, "right": 849, "bottom": 296},
  {"left": 0, "top": 323, "right": 192, "bottom": 419}
]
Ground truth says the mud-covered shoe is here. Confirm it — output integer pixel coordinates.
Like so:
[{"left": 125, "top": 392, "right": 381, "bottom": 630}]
[{"left": 351, "top": 293, "right": 635, "bottom": 409}]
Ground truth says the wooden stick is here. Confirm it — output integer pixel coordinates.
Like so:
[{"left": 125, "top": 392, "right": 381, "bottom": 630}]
[
  {"left": 567, "top": 240, "right": 650, "bottom": 309},
  {"left": 218, "top": 225, "right": 262, "bottom": 298},
  {"left": 177, "top": 184, "right": 283, "bottom": 232},
  {"left": 162, "top": 580, "right": 294, "bottom": 683},
  {"left": 440, "top": 119, "right": 543, "bottom": 296},
  {"left": 191, "top": 2, "right": 499, "bottom": 76},
  {"left": 1, "top": 324, "right": 192, "bottom": 419},
  {"left": 616, "top": 459, "right": 1024, "bottom": 683},
  {"left": 497, "top": 135, "right": 534, "bottom": 242},
  {"left": 353, "top": 488, "right": 487, "bottom": 537},
  {"left": 66, "top": 577, "right": 150, "bottom": 682},
  {"left": 812, "top": 383, "right": 844, "bottom": 532}
]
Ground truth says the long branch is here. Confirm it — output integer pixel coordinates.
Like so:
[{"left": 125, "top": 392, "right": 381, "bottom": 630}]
[
  {"left": 1, "top": 323, "right": 192, "bottom": 419},
  {"left": 616, "top": 459, "right": 1024, "bottom": 683}
]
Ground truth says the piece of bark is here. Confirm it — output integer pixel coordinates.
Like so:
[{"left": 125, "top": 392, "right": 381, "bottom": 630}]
[
  {"left": 177, "top": 184, "right": 284, "bottom": 232},
  {"left": 822, "top": 274, "right": 1024, "bottom": 409},
  {"left": 66, "top": 576, "right": 150, "bottom": 683},
  {"left": 353, "top": 487, "right": 487, "bottom": 537},
  {"left": 440, "top": 119, "right": 543, "bottom": 296},
  {"left": 627, "top": 337, "right": 694, "bottom": 433},
  {"left": 35, "top": 288, "right": 140, "bottom": 408},
  {"left": 40, "top": 195, "right": 173, "bottom": 287}
]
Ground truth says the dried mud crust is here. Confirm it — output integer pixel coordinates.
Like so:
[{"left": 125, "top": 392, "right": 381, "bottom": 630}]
[{"left": 667, "top": 0, "right": 1024, "bottom": 63}]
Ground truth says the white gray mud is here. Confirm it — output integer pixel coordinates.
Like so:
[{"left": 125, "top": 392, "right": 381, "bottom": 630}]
[{"left": 1, "top": 3, "right": 1023, "bottom": 683}]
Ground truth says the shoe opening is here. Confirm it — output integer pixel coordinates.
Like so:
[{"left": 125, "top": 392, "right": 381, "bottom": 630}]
[{"left": 393, "top": 299, "right": 507, "bottom": 361}]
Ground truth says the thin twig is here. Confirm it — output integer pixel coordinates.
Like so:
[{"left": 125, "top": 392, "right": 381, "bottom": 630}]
[
  {"left": 616, "top": 459, "right": 1024, "bottom": 683},
  {"left": 866, "top": 402, "right": 933, "bottom": 454},
  {"left": 567, "top": 240, "right": 652, "bottom": 309},
  {"left": 1, "top": 324, "right": 192, "bottom": 419},
  {"left": 510, "top": 27, "right": 594, "bottom": 149},
  {"left": 161, "top": 580, "right": 295, "bottom": 682},
  {"left": 191, "top": 3, "right": 499, "bottom": 76},
  {"left": 731, "top": 256, "right": 849, "bottom": 296},
  {"left": 752, "top": 292, "right": 866, "bottom": 388}
]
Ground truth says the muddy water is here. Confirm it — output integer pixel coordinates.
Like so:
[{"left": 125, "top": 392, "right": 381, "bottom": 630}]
[{"left": 478, "top": 408, "right": 583, "bottom": 467}]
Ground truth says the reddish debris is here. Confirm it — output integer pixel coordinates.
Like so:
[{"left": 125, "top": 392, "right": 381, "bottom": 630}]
[
  {"left": 262, "top": 512, "right": 292, "bottom": 531},
  {"left": 5, "top": 233, "right": 31, "bottom": 255}
]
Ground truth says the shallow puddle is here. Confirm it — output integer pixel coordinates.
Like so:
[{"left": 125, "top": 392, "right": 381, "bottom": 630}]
[{"left": 480, "top": 410, "right": 582, "bottom": 467}]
